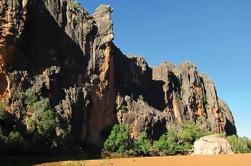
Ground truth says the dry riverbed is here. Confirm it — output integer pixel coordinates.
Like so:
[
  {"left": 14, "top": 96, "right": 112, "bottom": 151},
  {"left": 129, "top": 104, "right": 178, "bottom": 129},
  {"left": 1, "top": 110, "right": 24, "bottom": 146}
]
[{"left": 38, "top": 153, "right": 251, "bottom": 166}]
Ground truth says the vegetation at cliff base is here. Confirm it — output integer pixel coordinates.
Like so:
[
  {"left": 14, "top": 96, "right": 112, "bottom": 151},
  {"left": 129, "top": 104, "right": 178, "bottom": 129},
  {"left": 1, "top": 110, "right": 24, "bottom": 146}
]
[
  {"left": 103, "top": 124, "right": 132, "bottom": 154},
  {"left": 226, "top": 135, "right": 251, "bottom": 153},
  {"left": 102, "top": 122, "right": 213, "bottom": 156},
  {"left": 134, "top": 131, "right": 151, "bottom": 155},
  {"left": 0, "top": 89, "right": 70, "bottom": 155}
]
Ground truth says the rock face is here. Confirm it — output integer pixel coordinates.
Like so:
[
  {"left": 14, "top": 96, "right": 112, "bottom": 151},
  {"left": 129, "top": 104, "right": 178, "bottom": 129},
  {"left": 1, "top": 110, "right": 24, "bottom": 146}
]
[
  {"left": 194, "top": 135, "right": 233, "bottom": 155},
  {"left": 0, "top": 0, "right": 236, "bottom": 148},
  {"left": 151, "top": 62, "right": 236, "bottom": 134}
]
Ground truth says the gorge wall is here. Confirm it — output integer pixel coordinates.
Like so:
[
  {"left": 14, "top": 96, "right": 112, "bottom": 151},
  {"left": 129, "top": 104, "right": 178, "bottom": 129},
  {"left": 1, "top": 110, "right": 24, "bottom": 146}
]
[{"left": 0, "top": 0, "right": 236, "bottom": 148}]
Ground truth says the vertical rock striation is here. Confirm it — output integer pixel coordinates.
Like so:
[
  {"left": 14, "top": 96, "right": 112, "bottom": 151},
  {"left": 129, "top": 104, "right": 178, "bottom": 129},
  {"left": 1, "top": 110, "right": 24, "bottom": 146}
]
[{"left": 0, "top": 0, "right": 236, "bottom": 148}]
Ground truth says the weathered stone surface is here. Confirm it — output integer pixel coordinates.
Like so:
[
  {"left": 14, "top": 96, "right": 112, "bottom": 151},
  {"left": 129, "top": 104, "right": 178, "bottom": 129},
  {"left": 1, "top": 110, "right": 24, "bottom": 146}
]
[
  {"left": 1, "top": 0, "right": 116, "bottom": 146},
  {"left": 116, "top": 95, "right": 166, "bottom": 140},
  {"left": 152, "top": 61, "right": 236, "bottom": 134},
  {"left": 0, "top": 0, "right": 236, "bottom": 148},
  {"left": 194, "top": 134, "right": 233, "bottom": 155}
]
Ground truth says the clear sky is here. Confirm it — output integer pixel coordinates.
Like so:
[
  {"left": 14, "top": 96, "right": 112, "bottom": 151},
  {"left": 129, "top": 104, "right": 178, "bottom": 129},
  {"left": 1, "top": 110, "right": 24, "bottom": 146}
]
[{"left": 80, "top": 0, "right": 251, "bottom": 138}]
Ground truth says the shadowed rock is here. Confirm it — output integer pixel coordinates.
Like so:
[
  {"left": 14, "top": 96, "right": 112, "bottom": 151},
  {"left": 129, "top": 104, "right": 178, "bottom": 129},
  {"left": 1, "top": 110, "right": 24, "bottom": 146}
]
[{"left": 0, "top": 0, "right": 236, "bottom": 150}]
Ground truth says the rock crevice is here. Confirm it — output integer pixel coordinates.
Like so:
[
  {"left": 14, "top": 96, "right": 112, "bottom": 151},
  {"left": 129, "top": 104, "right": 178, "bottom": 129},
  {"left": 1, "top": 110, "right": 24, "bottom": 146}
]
[{"left": 0, "top": 0, "right": 236, "bottom": 147}]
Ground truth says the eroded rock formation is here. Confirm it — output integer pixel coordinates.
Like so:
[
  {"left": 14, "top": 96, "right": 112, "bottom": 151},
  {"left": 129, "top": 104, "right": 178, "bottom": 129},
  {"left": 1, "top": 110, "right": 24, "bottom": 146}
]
[{"left": 0, "top": 0, "right": 236, "bottom": 148}]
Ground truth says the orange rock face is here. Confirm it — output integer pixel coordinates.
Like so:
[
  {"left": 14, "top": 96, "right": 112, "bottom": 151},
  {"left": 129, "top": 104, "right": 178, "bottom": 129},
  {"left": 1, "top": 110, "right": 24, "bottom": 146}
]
[{"left": 0, "top": 17, "right": 11, "bottom": 98}]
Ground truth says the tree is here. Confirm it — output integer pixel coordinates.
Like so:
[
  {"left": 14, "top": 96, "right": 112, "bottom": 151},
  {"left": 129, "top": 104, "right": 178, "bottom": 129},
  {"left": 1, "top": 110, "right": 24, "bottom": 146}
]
[
  {"left": 103, "top": 124, "right": 132, "bottom": 154},
  {"left": 153, "top": 130, "right": 178, "bottom": 155},
  {"left": 27, "top": 105, "right": 62, "bottom": 148},
  {"left": 24, "top": 89, "right": 67, "bottom": 149},
  {"left": 134, "top": 132, "right": 151, "bottom": 156},
  {"left": 177, "top": 121, "right": 205, "bottom": 144},
  {"left": 226, "top": 135, "right": 251, "bottom": 153}
]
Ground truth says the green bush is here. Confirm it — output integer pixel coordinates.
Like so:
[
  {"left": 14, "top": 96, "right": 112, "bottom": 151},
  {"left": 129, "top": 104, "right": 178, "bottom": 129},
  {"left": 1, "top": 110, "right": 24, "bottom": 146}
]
[
  {"left": 6, "top": 131, "right": 24, "bottom": 149},
  {"left": 24, "top": 89, "right": 38, "bottom": 108},
  {"left": 25, "top": 97, "right": 63, "bottom": 148},
  {"left": 153, "top": 130, "right": 178, "bottom": 155},
  {"left": 103, "top": 122, "right": 213, "bottom": 156},
  {"left": 152, "top": 122, "right": 211, "bottom": 155},
  {"left": 177, "top": 121, "right": 207, "bottom": 144},
  {"left": 0, "top": 89, "right": 71, "bottom": 155},
  {"left": 103, "top": 124, "right": 132, "bottom": 154},
  {"left": 0, "top": 108, "right": 11, "bottom": 121},
  {"left": 226, "top": 135, "right": 251, "bottom": 153},
  {"left": 134, "top": 132, "right": 151, "bottom": 156}
]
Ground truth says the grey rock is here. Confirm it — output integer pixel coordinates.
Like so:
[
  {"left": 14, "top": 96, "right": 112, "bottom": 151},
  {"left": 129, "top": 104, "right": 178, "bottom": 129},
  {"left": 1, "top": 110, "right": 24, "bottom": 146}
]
[{"left": 194, "top": 134, "right": 233, "bottom": 155}]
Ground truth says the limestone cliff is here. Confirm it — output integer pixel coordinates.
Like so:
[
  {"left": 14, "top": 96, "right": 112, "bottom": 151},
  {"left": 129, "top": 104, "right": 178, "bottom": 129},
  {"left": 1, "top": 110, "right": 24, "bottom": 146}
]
[{"left": 0, "top": 0, "right": 236, "bottom": 149}]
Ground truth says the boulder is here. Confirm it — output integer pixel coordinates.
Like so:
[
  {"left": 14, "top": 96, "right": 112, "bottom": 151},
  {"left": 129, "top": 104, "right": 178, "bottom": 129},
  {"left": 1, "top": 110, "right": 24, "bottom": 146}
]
[{"left": 193, "top": 134, "right": 233, "bottom": 155}]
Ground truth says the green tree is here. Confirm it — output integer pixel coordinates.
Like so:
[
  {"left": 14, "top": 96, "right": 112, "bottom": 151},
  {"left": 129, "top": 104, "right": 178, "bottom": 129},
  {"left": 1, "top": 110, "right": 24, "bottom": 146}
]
[
  {"left": 226, "top": 135, "right": 251, "bottom": 153},
  {"left": 24, "top": 89, "right": 38, "bottom": 108},
  {"left": 103, "top": 124, "right": 132, "bottom": 154},
  {"left": 153, "top": 130, "right": 178, "bottom": 155},
  {"left": 134, "top": 132, "right": 151, "bottom": 156},
  {"left": 177, "top": 121, "right": 205, "bottom": 144},
  {"left": 24, "top": 89, "right": 67, "bottom": 149}
]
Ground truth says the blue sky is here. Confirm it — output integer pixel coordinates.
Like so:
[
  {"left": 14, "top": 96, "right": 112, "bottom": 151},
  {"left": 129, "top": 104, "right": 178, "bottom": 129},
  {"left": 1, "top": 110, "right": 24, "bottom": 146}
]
[{"left": 80, "top": 0, "right": 251, "bottom": 138}]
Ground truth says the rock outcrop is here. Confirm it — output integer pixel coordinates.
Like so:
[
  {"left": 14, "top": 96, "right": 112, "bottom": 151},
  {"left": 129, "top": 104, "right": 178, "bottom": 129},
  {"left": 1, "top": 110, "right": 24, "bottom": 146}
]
[
  {"left": 151, "top": 62, "right": 236, "bottom": 134},
  {"left": 193, "top": 134, "right": 233, "bottom": 155},
  {"left": 0, "top": 0, "right": 236, "bottom": 149}
]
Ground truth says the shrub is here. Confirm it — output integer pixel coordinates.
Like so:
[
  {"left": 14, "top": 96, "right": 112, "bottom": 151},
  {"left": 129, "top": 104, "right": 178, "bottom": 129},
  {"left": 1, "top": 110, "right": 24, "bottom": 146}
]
[
  {"left": 24, "top": 89, "right": 67, "bottom": 149},
  {"left": 24, "top": 89, "right": 38, "bottom": 108},
  {"left": 177, "top": 121, "right": 211, "bottom": 153},
  {"left": 153, "top": 122, "right": 211, "bottom": 155},
  {"left": 226, "top": 135, "right": 251, "bottom": 153},
  {"left": 6, "top": 131, "right": 24, "bottom": 146},
  {"left": 27, "top": 110, "right": 59, "bottom": 137},
  {"left": 153, "top": 130, "right": 178, "bottom": 155},
  {"left": 69, "top": 0, "right": 80, "bottom": 9},
  {"left": 177, "top": 121, "right": 206, "bottom": 144},
  {"left": 0, "top": 108, "right": 10, "bottom": 121},
  {"left": 26, "top": 105, "right": 63, "bottom": 148},
  {"left": 134, "top": 132, "right": 151, "bottom": 156},
  {"left": 103, "top": 124, "right": 132, "bottom": 154}
]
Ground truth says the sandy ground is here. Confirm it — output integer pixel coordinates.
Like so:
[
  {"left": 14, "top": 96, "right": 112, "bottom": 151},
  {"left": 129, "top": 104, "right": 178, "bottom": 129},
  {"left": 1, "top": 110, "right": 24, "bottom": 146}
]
[{"left": 38, "top": 153, "right": 251, "bottom": 166}]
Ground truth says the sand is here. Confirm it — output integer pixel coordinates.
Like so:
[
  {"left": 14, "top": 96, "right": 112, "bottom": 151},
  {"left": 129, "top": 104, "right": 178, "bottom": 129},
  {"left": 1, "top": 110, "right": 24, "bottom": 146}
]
[{"left": 39, "top": 153, "right": 251, "bottom": 166}]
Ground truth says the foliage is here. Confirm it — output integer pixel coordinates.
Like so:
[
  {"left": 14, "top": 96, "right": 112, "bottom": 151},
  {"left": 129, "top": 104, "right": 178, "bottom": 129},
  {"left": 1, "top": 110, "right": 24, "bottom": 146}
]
[
  {"left": 152, "top": 122, "right": 211, "bottom": 155},
  {"left": 0, "top": 88, "right": 70, "bottom": 155},
  {"left": 103, "top": 124, "right": 132, "bottom": 154},
  {"left": 69, "top": 0, "right": 80, "bottom": 9},
  {"left": 226, "top": 135, "right": 251, "bottom": 153},
  {"left": 6, "top": 131, "right": 24, "bottom": 146},
  {"left": 178, "top": 121, "right": 207, "bottom": 144},
  {"left": 23, "top": 89, "right": 66, "bottom": 149},
  {"left": 27, "top": 109, "right": 59, "bottom": 137},
  {"left": 120, "top": 104, "right": 127, "bottom": 112},
  {"left": 138, "top": 95, "right": 144, "bottom": 101},
  {"left": 24, "top": 89, "right": 38, "bottom": 108},
  {"left": 0, "top": 107, "right": 11, "bottom": 121},
  {"left": 103, "top": 122, "right": 213, "bottom": 156},
  {"left": 134, "top": 132, "right": 151, "bottom": 155},
  {"left": 153, "top": 130, "right": 178, "bottom": 155}
]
